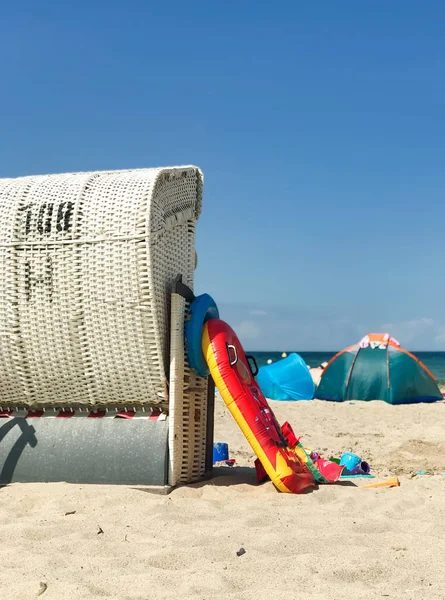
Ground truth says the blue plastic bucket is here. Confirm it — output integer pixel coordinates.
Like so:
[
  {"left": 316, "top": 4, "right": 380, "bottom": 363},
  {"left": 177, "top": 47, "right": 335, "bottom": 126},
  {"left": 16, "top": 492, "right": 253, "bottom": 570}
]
[
  {"left": 340, "top": 452, "right": 370, "bottom": 475},
  {"left": 213, "top": 442, "right": 229, "bottom": 464}
]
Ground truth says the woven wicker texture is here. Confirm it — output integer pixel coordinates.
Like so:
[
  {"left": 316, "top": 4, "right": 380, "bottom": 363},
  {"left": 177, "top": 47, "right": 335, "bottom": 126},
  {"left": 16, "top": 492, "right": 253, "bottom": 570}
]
[
  {"left": 0, "top": 167, "right": 202, "bottom": 407},
  {"left": 169, "top": 292, "right": 208, "bottom": 485}
]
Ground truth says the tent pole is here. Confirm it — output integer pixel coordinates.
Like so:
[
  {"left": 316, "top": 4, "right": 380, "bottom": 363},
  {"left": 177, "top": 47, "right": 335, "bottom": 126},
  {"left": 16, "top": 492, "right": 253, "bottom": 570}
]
[{"left": 345, "top": 347, "right": 361, "bottom": 398}]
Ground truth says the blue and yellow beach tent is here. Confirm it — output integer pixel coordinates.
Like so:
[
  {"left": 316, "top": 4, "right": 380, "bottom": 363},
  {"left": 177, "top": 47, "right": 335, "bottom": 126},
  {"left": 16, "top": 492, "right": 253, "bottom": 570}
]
[{"left": 317, "top": 333, "right": 442, "bottom": 405}]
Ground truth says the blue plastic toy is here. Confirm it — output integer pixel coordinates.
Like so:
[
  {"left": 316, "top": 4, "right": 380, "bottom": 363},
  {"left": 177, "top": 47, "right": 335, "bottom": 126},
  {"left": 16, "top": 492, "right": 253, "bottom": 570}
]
[
  {"left": 213, "top": 442, "right": 229, "bottom": 464},
  {"left": 340, "top": 452, "right": 370, "bottom": 475}
]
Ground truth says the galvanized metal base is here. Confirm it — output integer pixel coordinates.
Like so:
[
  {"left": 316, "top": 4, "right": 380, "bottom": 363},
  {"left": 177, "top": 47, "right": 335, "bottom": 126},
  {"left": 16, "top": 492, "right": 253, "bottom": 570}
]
[{"left": 0, "top": 417, "right": 169, "bottom": 486}]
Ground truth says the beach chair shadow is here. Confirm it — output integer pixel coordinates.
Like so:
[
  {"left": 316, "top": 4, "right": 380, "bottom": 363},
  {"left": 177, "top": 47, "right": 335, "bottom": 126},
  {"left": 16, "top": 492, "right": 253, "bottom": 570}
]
[
  {"left": 187, "top": 466, "right": 320, "bottom": 493},
  {"left": 132, "top": 467, "right": 357, "bottom": 495},
  {"left": 197, "top": 466, "right": 260, "bottom": 487},
  {"left": 0, "top": 419, "right": 38, "bottom": 488}
]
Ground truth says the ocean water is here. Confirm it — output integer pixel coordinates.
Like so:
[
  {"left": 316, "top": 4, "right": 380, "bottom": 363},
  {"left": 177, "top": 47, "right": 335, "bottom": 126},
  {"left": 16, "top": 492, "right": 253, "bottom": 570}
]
[{"left": 248, "top": 351, "right": 445, "bottom": 385}]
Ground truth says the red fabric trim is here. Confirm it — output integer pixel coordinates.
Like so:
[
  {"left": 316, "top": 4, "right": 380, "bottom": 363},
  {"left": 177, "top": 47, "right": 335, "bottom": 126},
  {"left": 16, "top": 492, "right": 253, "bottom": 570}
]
[
  {"left": 148, "top": 408, "right": 162, "bottom": 420},
  {"left": 88, "top": 411, "right": 106, "bottom": 418},
  {"left": 116, "top": 411, "right": 135, "bottom": 419},
  {"left": 26, "top": 410, "right": 44, "bottom": 418},
  {"left": 0, "top": 409, "right": 164, "bottom": 419},
  {"left": 57, "top": 409, "right": 76, "bottom": 418}
]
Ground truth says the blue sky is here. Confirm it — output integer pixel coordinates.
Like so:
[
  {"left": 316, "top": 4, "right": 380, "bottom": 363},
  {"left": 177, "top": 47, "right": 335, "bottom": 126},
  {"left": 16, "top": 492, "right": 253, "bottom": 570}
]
[{"left": 1, "top": 2, "right": 444, "bottom": 350}]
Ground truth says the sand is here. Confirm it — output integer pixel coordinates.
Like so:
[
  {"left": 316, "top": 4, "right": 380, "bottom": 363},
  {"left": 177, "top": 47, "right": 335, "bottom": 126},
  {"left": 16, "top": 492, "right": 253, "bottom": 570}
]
[{"left": 1, "top": 395, "right": 445, "bottom": 600}]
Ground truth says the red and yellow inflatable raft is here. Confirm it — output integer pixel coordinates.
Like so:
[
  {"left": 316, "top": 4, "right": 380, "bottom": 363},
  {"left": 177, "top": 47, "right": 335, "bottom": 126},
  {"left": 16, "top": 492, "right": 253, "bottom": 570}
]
[{"left": 202, "top": 319, "right": 315, "bottom": 494}]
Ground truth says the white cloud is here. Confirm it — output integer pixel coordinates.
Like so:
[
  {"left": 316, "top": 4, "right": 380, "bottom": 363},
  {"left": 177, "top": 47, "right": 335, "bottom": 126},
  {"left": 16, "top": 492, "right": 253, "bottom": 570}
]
[
  {"left": 249, "top": 309, "right": 268, "bottom": 317},
  {"left": 236, "top": 320, "right": 260, "bottom": 340},
  {"left": 381, "top": 317, "right": 433, "bottom": 331},
  {"left": 218, "top": 300, "right": 445, "bottom": 350},
  {"left": 408, "top": 317, "right": 433, "bottom": 327},
  {"left": 434, "top": 328, "right": 445, "bottom": 343},
  {"left": 379, "top": 317, "right": 434, "bottom": 345}
]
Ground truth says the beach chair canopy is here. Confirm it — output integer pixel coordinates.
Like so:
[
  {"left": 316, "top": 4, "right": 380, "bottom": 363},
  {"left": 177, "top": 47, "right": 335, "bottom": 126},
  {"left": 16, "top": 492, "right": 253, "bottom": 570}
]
[
  {"left": 0, "top": 167, "right": 202, "bottom": 407},
  {"left": 317, "top": 333, "right": 442, "bottom": 404}
]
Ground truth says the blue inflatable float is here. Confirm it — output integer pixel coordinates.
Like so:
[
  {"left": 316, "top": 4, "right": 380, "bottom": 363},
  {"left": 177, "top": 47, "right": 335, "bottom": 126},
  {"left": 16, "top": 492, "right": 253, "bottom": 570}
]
[{"left": 185, "top": 294, "right": 219, "bottom": 377}]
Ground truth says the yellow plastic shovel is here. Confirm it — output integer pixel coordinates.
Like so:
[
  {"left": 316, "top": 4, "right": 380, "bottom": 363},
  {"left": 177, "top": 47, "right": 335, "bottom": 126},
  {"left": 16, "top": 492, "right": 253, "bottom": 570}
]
[{"left": 360, "top": 476, "right": 400, "bottom": 489}]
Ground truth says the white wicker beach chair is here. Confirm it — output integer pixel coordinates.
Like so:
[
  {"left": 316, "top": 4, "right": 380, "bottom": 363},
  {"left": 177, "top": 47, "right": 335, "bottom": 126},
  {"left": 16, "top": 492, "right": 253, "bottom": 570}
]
[{"left": 0, "top": 167, "right": 210, "bottom": 487}]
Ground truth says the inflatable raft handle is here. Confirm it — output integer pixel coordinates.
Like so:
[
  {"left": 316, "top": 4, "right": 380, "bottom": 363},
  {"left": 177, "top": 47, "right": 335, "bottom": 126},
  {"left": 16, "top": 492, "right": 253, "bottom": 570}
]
[
  {"left": 227, "top": 344, "right": 238, "bottom": 366},
  {"left": 246, "top": 355, "right": 259, "bottom": 377}
]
